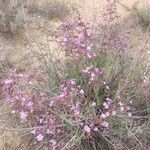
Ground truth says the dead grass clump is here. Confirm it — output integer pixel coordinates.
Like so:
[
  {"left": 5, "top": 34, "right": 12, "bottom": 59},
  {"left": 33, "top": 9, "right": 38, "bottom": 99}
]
[
  {"left": 42, "top": 1, "right": 70, "bottom": 21},
  {"left": 27, "top": 0, "right": 71, "bottom": 21},
  {"left": 0, "top": 0, "right": 25, "bottom": 34},
  {"left": 136, "top": 4, "right": 150, "bottom": 28},
  {"left": 116, "top": 1, "right": 150, "bottom": 31}
]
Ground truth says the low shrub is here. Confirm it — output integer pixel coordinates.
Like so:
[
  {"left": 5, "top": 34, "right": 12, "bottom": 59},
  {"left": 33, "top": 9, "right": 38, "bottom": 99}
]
[{"left": 1, "top": 1, "right": 149, "bottom": 150}]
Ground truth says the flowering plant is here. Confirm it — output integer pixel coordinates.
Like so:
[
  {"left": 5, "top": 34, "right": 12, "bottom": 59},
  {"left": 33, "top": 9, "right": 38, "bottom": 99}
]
[{"left": 1, "top": 1, "right": 149, "bottom": 150}]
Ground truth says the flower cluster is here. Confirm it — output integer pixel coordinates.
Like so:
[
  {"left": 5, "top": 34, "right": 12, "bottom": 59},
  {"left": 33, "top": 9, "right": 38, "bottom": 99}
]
[
  {"left": 2, "top": 69, "right": 48, "bottom": 121},
  {"left": 57, "top": 79, "right": 84, "bottom": 104},
  {"left": 83, "top": 95, "right": 133, "bottom": 134},
  {"left": 31, "top": 115, "right": 60, "bottom": 150},
  {"left": 100, "top": 97, "right": 132, "bottom": 128},
  {"left": 117, "top": 98, "right": 132, "bottom": 117},
  {"left": 56, "top": 19, "right": 96, "bottom": 59},
  {"left": 82, "top": 66, "right": 105, "bottom": 84},
  {"left": 93, "top": 0, "right": 131, "bottom": 53},
  {"left": 102, "top": 0, "right": 121, "bottom": 23},
  {"left": 55, "top": 79, "right": 85, "bottom": 122},
  {"left": 2, "top": 66, "right": 134, "bottom": 149},
  {"left": 1, "top": 1, "right": 136, "bottom": 149},
  {"left": 2, "top": 70, "right": 85, "bottom": 149}
]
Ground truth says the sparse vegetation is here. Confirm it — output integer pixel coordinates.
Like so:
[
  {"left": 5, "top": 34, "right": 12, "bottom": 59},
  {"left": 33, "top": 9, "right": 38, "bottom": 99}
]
[
  {"left": 27, "top": 0, "right": 71, "bottom": 21},
  {"left": 0, "top": 0, "right": 150, "bottom": 150}
]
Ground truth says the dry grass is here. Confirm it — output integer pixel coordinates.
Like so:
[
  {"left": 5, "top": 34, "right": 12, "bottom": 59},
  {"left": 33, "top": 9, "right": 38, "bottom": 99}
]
[
  {"left": 26, "top": 0, "right": 71, "bottom": 21},
  {"left": 137, "top": 4, "right": 150, "bottom": 27},
  {"left": 0, "top": 0, "right": 25, "bottom": 34}
]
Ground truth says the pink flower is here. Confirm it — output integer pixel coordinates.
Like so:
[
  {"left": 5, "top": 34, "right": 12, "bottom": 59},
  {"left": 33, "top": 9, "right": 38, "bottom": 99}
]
[
  {"left": 105, "top": 112, "right": 110, "bottom": 117},
  {"left": 101, "top": 121, "right": 108, "bottom": 128},
  {"left": 106, "top": 86, "right": 110, "bottom": 90},
  {"left": 50, "top": 139, "right": 57, "bottom": 150},
  {"left": 126, "top": 106, "right": 131, "bottom": 111},
  {"left": 91, "top": 102, "right": 96, "bottom": 107},
  {"left": 49, "top": 100, "right": 54, "bottom": 107},
  {"left": 84, "top": 125, "right": 91, "bottom": 133},
  {"left": 50, "top": 139, "right": 57, "bottom": 145},
  {"left": 91, "top": 73, "right": 95, "bottom": 78},
  {"left": 59, "top": 94, "right": 65, "bottom": 99},
  {"left": 12, "top": 110, "right": 16, "bottom": 114},
  {"left": 46, "top": 129, "right": 52, "bottom": 134},
  {"left": 39, "top": 118, "right": 44, "bottom": 123},
  {"left": 100, "top": 113, "right": 106, "bottom": 119},
  {"left": 73, "top": 110, "right": 80, "bottom": 116},
  {"left": 103, "top": 102, "right": 109, "bottom": 109},
  {"left": 118, "top": 102, "right": 123, "bottom": 106},
  {"left": 106, "top": 97, "right": 112, "bottom": 103},
  {"left": 31, "top": 129, "right": 36, "bottom": 134},
  {"left": 70, "top": 80, "right": 75, "bottom": 85},
  {"left": 27, "top": 101, "right": 33, "bottom": 107},
  {"left": 94, "top": 127, "right": 99, "bottom": 132},
  {"left": 28, "top": 81, "right": 33, "bottom": 85},
  {"left": 4, "top": 79, "right": 13, "bottom": 84},
  {"left": 20, "top": 111, "right": 28, "bottom": 120},
  {"left": 82, "top": 67, "right": 90, "bottom": 73},
  {"left": 128, "top": 112, "right": 132, "bottom": 117},
  {"left": 120, "top": 106, "right": 124, "bottom": 112},
  {"left": 80, "top": 89, "right": 84, "bottom": 95},
  {"left": 111, "top": 111, "right": 117, "bottom": 116},
  {"left": 36, "top": 134, "right": 44, "bottom": 142}
]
